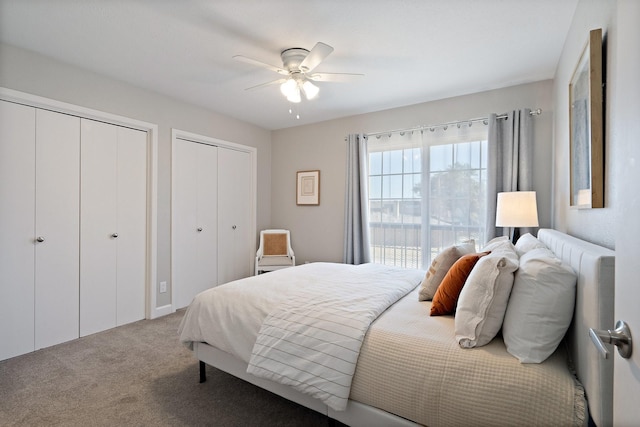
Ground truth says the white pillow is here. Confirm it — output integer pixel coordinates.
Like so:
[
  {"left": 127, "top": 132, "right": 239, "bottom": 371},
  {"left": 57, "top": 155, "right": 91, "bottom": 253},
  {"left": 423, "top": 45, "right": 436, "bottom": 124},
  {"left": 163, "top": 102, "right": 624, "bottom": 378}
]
[
  {"left": 514, "top": 233, "right": 547, "bottom": 257},
  {"left": 502, "top": 247, "right": 577, "bottom": 363},
  {"left": 418, "top": 241, "right": 475, "bottom": 301},
  {"left": 481, "top": 235, "right": 516, "bottom": 256},
  {"left": 455, "top": 250, "right": 519, "bottom": 348}
]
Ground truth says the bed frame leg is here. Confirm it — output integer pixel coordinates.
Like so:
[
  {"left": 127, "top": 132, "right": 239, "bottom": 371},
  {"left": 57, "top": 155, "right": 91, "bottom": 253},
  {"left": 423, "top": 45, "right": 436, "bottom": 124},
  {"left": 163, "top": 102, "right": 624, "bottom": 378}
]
[{"left": 199, "top": 361, "right": 207, "bottom": 383}]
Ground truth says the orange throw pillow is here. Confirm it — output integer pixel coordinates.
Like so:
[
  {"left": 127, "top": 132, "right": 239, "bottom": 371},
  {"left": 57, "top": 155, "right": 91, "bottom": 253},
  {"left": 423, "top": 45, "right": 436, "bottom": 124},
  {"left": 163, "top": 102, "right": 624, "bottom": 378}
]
[{"left": 430, "top": 251, "right": 490, "bottom": 316}]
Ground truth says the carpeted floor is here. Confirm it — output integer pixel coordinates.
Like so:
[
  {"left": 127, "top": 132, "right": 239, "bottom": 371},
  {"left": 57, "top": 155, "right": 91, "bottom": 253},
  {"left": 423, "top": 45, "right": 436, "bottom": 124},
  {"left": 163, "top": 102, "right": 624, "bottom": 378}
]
[{"left": 0, "top": 310, "right": 335, "bottom": 426}]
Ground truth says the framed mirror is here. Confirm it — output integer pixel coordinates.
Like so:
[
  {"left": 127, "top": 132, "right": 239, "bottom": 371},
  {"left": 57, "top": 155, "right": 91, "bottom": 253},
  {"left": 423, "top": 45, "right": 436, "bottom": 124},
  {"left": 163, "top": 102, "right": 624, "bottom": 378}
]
[{"left": 569, "top": 28, "right": 604, "bottom": 209}]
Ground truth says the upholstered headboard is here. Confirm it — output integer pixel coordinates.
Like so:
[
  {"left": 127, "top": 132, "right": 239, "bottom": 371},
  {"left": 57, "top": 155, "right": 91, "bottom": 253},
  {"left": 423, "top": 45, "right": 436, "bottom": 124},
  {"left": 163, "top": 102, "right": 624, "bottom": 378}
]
[{"left": 537, "top": 229, "right": 615, "bottom": 427}]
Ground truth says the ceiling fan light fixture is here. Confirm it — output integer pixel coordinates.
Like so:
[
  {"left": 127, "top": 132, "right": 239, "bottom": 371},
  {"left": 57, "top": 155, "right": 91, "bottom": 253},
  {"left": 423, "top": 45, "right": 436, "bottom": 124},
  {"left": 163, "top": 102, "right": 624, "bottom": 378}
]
[
  {"left": 280, "top": 78, "right": 297, "bottom": 98},
  {"left": 302, "top": 80, "right": 319, "bottom": 100},
  {"left": 287, "top": 91, "right": 301, "bottom": 103}
]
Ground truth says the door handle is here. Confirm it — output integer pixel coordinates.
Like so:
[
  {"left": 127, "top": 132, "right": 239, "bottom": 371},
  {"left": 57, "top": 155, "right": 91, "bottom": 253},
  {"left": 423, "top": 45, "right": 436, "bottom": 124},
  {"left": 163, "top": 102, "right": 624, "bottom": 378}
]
[
  {"left": 111, "top": 233, "right": 119, "bottom": 239},
  {"left": 36, "top": 236, "right": 45, "bottom": 243},
  {"left": 589, "top": 320, "right": 633, "bottom": 359},
  {"left": 197, "top": 227, "right": 203, "bottom": 232}
]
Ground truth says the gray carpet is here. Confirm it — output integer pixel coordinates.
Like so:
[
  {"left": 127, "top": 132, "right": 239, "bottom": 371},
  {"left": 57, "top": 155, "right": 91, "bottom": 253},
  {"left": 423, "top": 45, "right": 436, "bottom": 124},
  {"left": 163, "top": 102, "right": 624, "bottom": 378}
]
[{"left": 0, "top": 311, "right": 336, "bottom": 426}]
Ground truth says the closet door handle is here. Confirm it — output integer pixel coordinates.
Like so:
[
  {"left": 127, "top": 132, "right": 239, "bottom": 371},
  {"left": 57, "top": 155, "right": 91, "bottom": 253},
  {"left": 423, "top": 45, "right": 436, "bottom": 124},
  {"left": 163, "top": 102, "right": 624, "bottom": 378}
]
[
  {"left": 232, "top": 225, "right": 237, "bottom": 230},
  {"left": 36, "top": 236, "right": 45, "bottom": 243},
  {"left": 197, "top": 227, "right": 203, "bottom": 232},
  {"left": 111, "top": 233, "right": 119, "bottom": 239}
]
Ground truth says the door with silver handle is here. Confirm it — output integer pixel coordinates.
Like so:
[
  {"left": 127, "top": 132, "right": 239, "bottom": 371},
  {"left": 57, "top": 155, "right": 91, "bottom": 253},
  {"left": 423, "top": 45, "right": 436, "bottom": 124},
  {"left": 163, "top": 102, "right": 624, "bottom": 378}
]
[{"left": 589, "top": 320, "right": 633, "bottom": 359}]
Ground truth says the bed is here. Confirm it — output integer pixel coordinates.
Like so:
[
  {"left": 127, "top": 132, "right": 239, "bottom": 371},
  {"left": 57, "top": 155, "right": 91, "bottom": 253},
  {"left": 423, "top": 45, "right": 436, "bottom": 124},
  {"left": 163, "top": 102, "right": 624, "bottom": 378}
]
[{"left": 178, "top": 229, "right": 614, "bottom": 427}]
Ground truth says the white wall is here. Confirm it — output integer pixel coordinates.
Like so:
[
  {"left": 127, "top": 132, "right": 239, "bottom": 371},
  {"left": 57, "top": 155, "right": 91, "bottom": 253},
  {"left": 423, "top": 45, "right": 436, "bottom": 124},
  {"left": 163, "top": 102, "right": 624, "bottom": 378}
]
[
  {"left": 0, "top": 43, "right": 272, "bottom": 309},
  {"left": 552, "top": 0, "right": 616, "bottom": 248},
  {"left": 271, "top": 81, "right": 554, "bottom": 264}
]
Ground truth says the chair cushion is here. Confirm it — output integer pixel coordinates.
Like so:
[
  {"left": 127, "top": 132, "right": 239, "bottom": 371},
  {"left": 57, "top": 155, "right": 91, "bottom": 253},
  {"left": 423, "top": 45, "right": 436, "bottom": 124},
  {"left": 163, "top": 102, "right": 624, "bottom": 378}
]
[{"left": 258, "top": 256, "right": 293, "bottom": 266}]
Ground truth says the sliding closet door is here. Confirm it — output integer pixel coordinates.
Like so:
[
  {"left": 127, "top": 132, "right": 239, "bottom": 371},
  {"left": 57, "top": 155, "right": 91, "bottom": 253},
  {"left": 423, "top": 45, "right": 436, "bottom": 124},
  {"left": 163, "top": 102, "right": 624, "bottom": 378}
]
[
  {"left": 34, "top": 109, "right": 80, "bottom": 349},
  {"left": 0, "top": 101, "right": 36, "bottom": 361},
  {"left": 80, "top": 119, "right": 118, "bottom": 336},
  {"left": 173, "top": 139, "right": 218, "bottom": 309}
]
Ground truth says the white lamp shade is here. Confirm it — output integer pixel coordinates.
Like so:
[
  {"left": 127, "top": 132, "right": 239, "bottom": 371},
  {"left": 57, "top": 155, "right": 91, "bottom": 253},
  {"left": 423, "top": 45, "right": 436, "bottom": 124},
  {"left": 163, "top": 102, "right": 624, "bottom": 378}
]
[
  {"left": 302, "top": 80, "right": 319, "bottom": 100},
  {"left": 280, "top": 78, "right": 296, "bottom": 97},
  {"left": 495, "top": 191, "right": 539, "bottom": 227}
]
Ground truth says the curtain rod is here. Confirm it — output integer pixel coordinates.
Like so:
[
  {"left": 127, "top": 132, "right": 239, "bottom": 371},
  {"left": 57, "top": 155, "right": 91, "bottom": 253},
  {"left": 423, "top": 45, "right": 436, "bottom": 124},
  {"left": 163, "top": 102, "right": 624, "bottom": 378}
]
[{"left": 363, "top": 108, "right": 542, "bottom": 139}]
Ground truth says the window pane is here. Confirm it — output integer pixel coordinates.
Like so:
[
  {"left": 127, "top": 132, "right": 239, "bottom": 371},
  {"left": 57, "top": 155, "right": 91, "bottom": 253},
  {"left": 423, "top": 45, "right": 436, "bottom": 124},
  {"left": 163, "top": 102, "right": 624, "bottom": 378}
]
[
  {"left": 412, "top": 148, "right": 422, "bottom": 173},
  {"left": 389, "top": 150, "right": 403, "bottom": 174},
  {"left": 455, "top": 142, "right": 471, "bottom": 167},
  {"left": 470, "top": 141, "right": 481, "bottom": 169},
  {"left": 369, "top": 175, "right": 381, "bottom": 199},
  {"left": 430, "top": 144, "right": 452, "bottom": 172},
  {"left": 370, "top": 152, "right": 382, "bottom": 175},
  {"left": 389, "top": 175, "right": 402, "bottom": 198},
  {"left": 403, "top": 173, "right": 421, "bottom": 199}
]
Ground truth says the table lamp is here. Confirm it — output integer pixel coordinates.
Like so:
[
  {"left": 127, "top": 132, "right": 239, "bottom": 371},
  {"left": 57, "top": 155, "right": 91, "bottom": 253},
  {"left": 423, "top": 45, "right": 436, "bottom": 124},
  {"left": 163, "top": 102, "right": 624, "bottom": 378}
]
[{"left": 495, "top": 191, "right": 539, "bottom": 243}]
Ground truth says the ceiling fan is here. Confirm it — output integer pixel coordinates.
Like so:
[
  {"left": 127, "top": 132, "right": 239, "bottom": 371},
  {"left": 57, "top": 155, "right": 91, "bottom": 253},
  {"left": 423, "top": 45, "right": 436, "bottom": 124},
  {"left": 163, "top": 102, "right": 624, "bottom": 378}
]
[{"left": 233, "top": 42, "right": 363, "bottom": 103}]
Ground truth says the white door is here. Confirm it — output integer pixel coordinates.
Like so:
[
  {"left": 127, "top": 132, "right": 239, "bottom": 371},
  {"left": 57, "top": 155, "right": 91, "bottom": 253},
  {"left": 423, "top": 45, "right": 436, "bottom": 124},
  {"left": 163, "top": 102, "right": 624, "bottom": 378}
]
[
  {"left": 80, "top": 119, "right": 118, "bottom": 336},
  {"left": 34, "top": 109, "right": 80, "bottom": 349},
  {"left": 80, "top": 120, "right": 147, "bottom": 335},
  {"left": 172, "top": 139, "right": 218, "bottom": 309},
  {"left": 218, "top": 147, "right": 252, "bottom": 283},
  {"left": 115, "top": 126, "right": 147, "bottom": 326},
  {"left": 613, "top": 1, "right": 640, "bottom": 424},
  {"left": 195, "top": 143, "right": 218, "bottom": 294},
  {"left": 0, "top": 101, "right": 36, "bottom": 360}
]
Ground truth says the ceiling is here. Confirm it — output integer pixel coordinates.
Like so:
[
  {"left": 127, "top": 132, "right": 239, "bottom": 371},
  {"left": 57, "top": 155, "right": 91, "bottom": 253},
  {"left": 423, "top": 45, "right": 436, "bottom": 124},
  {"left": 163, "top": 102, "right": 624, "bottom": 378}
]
[{"left": 0, "top": 0, "right": 577, "bottom": 130}]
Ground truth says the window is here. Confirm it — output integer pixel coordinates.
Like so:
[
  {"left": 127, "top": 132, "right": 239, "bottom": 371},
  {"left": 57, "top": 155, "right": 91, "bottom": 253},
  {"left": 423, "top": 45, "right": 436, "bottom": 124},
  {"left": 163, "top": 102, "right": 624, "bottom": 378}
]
[{"left": 367, "top": 125, "right": 488, "bottom": 269}]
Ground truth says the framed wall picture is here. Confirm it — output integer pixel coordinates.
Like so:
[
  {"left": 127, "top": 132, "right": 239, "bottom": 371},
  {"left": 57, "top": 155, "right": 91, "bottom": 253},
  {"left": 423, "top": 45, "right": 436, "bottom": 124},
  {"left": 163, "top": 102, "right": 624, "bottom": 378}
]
[
  {"left": 569, "top": 28, "right": 604, "bottom": 209},
  {"left": 296, "top": 170, "right": 320, "bottom": 205}
]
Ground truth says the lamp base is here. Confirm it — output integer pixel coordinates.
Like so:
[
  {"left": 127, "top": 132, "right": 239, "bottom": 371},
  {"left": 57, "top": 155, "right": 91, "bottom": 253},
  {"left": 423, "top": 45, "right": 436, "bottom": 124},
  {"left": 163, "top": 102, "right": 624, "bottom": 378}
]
[{"left": 509, "top": 227, "right": 521, "bottom": 244}]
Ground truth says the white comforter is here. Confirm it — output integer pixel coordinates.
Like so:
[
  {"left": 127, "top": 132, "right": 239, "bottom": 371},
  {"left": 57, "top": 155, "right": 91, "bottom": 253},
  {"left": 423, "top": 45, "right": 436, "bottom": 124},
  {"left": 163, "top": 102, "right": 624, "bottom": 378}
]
[
  {"left": 178, "top": 262, "right": 423, "bottom": 409},
  {"left": 246, "top": 263, "right": 421, "bottom": 411}
]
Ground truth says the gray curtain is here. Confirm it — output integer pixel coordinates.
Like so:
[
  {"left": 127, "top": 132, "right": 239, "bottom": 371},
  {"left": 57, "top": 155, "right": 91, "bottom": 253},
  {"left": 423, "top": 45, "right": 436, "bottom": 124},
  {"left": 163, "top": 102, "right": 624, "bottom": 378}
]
[
  {"left": 485, "top": 109, "right": 534, "bottom": 241},
  {"left": 343, "top": 133, "right": 371, "bottom": 264}
]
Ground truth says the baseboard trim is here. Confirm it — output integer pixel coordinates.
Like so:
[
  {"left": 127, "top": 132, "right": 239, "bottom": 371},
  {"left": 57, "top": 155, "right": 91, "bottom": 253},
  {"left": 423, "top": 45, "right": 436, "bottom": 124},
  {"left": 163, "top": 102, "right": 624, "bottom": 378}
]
[{"left": 151, "top": 304, "right": 174, "bottom": 319}]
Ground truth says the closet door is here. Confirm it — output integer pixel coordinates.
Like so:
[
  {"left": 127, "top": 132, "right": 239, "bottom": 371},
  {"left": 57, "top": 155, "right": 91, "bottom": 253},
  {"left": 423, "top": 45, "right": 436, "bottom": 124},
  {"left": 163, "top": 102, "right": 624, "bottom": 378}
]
[
  {"left": 0, "top": 101, "right": 36, "bottom": 361},
  {"left": 80, "top": 119, "right": 118, "bottom": 336},
  {"left": 115, "top": 126, "right": 147, "bottom": 326},
  {"left": 218, "top": 147, "right": 252, "bottom": 283},
  {"left": 80, "top": 120, "right": 147, "bottom": 336},
  {"left": 34, "top": 109, "right": 80, "bottom": 349},
  {"left": 173, "top": 139, "right": 218, "bottom": 309}
]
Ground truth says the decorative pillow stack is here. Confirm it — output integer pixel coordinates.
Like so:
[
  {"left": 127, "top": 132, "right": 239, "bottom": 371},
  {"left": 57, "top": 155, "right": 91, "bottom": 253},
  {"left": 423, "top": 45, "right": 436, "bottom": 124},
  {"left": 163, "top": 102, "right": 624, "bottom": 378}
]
[
  {"left": 418, "top": 241, "right": 475, "bottom": 301},
  {"left": 421, "top": 232, "right": 577, "bottom": 362},
  {"left": 502, "top": 246, "right": 577, "bottom": 363},
  {"left": 454, "top": 237, "right": 519, "bottom": 348}
]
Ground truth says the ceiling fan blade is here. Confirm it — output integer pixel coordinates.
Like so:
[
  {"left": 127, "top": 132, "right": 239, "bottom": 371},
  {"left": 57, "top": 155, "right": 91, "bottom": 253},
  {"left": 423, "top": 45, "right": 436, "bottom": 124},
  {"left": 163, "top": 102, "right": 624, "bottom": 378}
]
[
  {"left": 233, "top": 55, "right": 289, "bottom": 76},
  {"left": 307, "top": 72, "right": 364, "bottom": 83},
  {"left": 299, "top": 42, "right": 334, "bottom": 73},
  {"left": 244, "top": 78, "right": 287, "bottom": 91}
]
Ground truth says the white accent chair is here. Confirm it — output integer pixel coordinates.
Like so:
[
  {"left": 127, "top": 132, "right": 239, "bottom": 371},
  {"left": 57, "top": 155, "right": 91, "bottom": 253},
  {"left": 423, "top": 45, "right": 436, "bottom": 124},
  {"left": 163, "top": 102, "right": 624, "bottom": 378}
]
[{"left": 255, "top": 229, "right": 295, "bottom": 275}]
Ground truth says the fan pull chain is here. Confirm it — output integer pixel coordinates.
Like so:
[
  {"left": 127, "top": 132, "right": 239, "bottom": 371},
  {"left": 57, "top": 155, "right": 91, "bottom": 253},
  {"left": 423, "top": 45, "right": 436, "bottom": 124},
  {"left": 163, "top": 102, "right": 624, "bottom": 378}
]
[{"left": 288, "top": 104, "right": 301, "bottom": 120}]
